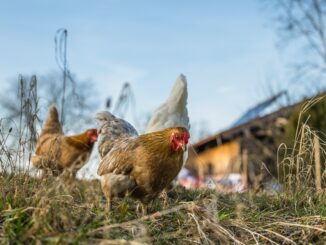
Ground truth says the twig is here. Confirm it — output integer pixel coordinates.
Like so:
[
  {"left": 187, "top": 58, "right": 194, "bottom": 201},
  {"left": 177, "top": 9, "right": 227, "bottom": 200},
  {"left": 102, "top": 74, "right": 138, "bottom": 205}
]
[
  {"left": 265, "top": 221, "right": 326, "bottom": 233},
  {"left": 262, "top": 228, "right": 296, "bottom": 244}
]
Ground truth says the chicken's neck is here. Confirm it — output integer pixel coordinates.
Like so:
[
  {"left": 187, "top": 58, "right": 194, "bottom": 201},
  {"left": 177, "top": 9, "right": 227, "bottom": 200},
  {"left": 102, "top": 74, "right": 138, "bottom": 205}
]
[{"left": 66, "top": 133, "right": 94, "bottom": 149}]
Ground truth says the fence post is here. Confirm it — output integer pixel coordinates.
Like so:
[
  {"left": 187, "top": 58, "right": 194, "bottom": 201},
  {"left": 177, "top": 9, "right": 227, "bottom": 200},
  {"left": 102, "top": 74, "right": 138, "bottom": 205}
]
[
  {"left": 242, "top": 149, "right": 249, "bottom": 190},
  {"left": 313, "top": 134, "right": 321, "bottom": 191}
]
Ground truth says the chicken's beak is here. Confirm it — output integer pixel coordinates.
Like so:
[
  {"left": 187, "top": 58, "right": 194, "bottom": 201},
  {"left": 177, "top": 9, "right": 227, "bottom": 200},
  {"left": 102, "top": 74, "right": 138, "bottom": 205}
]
[{"left": 181, "top": 144, "right": 186, "bottom": 152}]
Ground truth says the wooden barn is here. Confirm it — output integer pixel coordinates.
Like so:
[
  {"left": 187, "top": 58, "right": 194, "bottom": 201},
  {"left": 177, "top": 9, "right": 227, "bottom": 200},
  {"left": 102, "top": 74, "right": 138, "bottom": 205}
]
[{"left": 185, "top": 92, "right": 299, "bottom": 190}]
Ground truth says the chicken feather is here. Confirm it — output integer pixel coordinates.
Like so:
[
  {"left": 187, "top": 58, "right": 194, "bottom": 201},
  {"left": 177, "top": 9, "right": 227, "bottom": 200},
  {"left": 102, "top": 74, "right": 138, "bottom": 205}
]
[{"left": 96, "top": 111, "right": 138, "bottom": 159}]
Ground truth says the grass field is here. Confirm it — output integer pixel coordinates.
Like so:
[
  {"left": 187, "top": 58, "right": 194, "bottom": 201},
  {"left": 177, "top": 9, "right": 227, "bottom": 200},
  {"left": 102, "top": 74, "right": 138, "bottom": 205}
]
[
  {"left": 0, "top": 89, "right": 325, "bottom": 244},
  {"left": 0, "top": 171, "right": 325, "bottom": 244}
]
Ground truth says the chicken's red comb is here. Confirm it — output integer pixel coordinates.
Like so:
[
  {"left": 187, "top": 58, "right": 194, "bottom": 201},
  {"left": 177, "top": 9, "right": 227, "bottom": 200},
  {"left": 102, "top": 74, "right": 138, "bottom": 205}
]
[
  {"left": 87, "top": 128, "right": 98, "bottom": 136},
  {"left": 183, "top": 130, "right": 190, "bottom": 144}
]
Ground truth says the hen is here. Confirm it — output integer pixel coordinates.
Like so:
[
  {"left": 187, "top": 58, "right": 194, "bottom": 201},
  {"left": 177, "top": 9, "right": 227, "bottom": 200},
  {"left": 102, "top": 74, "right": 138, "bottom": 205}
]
[
  {"left": 32, "top": 105, "right": 98, "bottom": 177},
  {"left": 97, "top": 114, "right": 189, "bottom": 214}
]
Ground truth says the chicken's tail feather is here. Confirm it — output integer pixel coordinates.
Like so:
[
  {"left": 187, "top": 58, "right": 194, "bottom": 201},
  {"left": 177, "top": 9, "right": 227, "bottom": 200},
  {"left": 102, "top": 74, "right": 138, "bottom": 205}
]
[
  {"left": 48, "top": 104, "right": 60, "bottom": 123},
  {"left": 41, "top": 104, "right": 63, "bottom": 134},
  {"left": 166, "top": 74, "right": 188, "bottom": 110},
  {"left": 146, "top": 74, "right": 190, "bottom": 132}
]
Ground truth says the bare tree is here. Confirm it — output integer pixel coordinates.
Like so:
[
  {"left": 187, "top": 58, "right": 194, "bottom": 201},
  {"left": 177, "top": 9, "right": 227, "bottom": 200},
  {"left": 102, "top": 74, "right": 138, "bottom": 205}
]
[
  {"left": 0, "top": 76, "right": 39, "bottom": 172},
  {"left": 267, "top": 0, "right": 326, "bottom": 86},
  {"left": 0, "top": 72, "right": 96, "bottom": 134}
]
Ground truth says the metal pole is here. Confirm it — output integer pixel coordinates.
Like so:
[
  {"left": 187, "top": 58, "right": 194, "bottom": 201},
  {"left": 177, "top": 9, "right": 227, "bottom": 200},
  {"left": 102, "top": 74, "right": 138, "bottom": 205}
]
[{"left": 61, "top": 29, "right": 67, "bottom": 126}]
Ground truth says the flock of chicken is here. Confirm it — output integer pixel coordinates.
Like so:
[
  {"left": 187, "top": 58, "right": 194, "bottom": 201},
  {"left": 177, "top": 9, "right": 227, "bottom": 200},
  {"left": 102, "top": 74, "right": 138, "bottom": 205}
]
[{"left": 31, "top": 74, "right": 190, "bottom": 215}]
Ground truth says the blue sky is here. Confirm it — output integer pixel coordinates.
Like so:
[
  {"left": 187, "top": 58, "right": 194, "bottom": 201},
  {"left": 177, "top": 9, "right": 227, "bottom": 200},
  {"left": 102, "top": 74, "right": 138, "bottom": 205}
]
[{"left": 0, "top": 0, "right": 291, "bottom": 137}]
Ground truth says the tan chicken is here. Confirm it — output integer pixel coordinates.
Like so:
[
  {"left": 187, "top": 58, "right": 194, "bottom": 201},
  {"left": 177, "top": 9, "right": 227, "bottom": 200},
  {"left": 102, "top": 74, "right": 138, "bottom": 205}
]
[
  {"left": 97, "top": 116, "right": 189, "bottom": 214},
  {"left": 32, "top": 105, "right": 98, "bottom": 177}
]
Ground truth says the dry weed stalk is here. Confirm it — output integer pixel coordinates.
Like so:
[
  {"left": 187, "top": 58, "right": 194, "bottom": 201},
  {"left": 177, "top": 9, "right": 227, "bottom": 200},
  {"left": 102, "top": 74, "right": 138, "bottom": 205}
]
[{"left": 278, "top": 97, "right": 326, "bottom": 193}]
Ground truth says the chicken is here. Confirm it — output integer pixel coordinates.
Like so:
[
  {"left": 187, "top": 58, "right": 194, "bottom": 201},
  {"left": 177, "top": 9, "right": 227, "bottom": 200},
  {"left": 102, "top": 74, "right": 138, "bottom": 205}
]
[
  {"left": 96, "top": 111, "right": 138, "bottom": 159},
  {"left": 146, "top": 74, "right": 190, "bottom": 203},
  {"left": 97, "top": 118, "right": 189, "bottom": 214},
  {"left": 32, "top": 105, "right": 98, "bottom": 177}
]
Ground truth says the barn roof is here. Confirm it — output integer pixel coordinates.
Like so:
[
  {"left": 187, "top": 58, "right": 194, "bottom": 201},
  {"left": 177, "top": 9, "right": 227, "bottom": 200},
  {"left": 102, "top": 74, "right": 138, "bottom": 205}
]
[
  {"left": 232, "top": 91, "right": 289, "bottom": 127},
  {"left": 191, "top": 99, "right": 299, "bottom": 153}
]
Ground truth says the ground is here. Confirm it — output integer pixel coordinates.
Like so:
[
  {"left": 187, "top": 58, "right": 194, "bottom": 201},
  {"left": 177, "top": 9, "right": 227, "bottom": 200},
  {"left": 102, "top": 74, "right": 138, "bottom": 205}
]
[{"left": 0, "top": 173, "right": 325, "bottom": 244}]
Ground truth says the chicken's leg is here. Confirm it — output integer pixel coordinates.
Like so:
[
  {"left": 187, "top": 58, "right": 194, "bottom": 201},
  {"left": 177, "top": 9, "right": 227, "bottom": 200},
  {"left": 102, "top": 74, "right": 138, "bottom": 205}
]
[
  {"left": 141, "top": 203, "right": 148, "bottom": 216},
  {"left": 160, "top": 189, "right": 169, "bottom": 208},
  {"left": 106, "top": 197, "right": 112, "bottom": 211},
  {"left": 137, "top": 202, "right": 148, "bottom": 216}
]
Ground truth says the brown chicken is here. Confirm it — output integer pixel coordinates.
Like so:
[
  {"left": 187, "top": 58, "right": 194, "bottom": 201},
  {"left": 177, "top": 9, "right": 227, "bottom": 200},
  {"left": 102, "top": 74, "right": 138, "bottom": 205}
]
[
  {"left": 97, "top": 126, "right": 190, "bottom": 214},
  {"left": 32, "top": 105, "right": 98, "bottom": 177}
]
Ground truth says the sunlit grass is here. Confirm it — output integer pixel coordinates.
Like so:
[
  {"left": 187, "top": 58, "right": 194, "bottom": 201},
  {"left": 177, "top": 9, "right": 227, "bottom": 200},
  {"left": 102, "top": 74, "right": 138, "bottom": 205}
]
[{"left": 0, "top": 173, "right": 325, "bottom": 244}]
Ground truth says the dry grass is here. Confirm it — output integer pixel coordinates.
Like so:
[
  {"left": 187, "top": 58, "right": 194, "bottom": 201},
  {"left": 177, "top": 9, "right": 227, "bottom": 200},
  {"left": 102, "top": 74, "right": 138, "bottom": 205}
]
[{"left": 0, "top": 174, "right": 325, "bottom": 244}]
